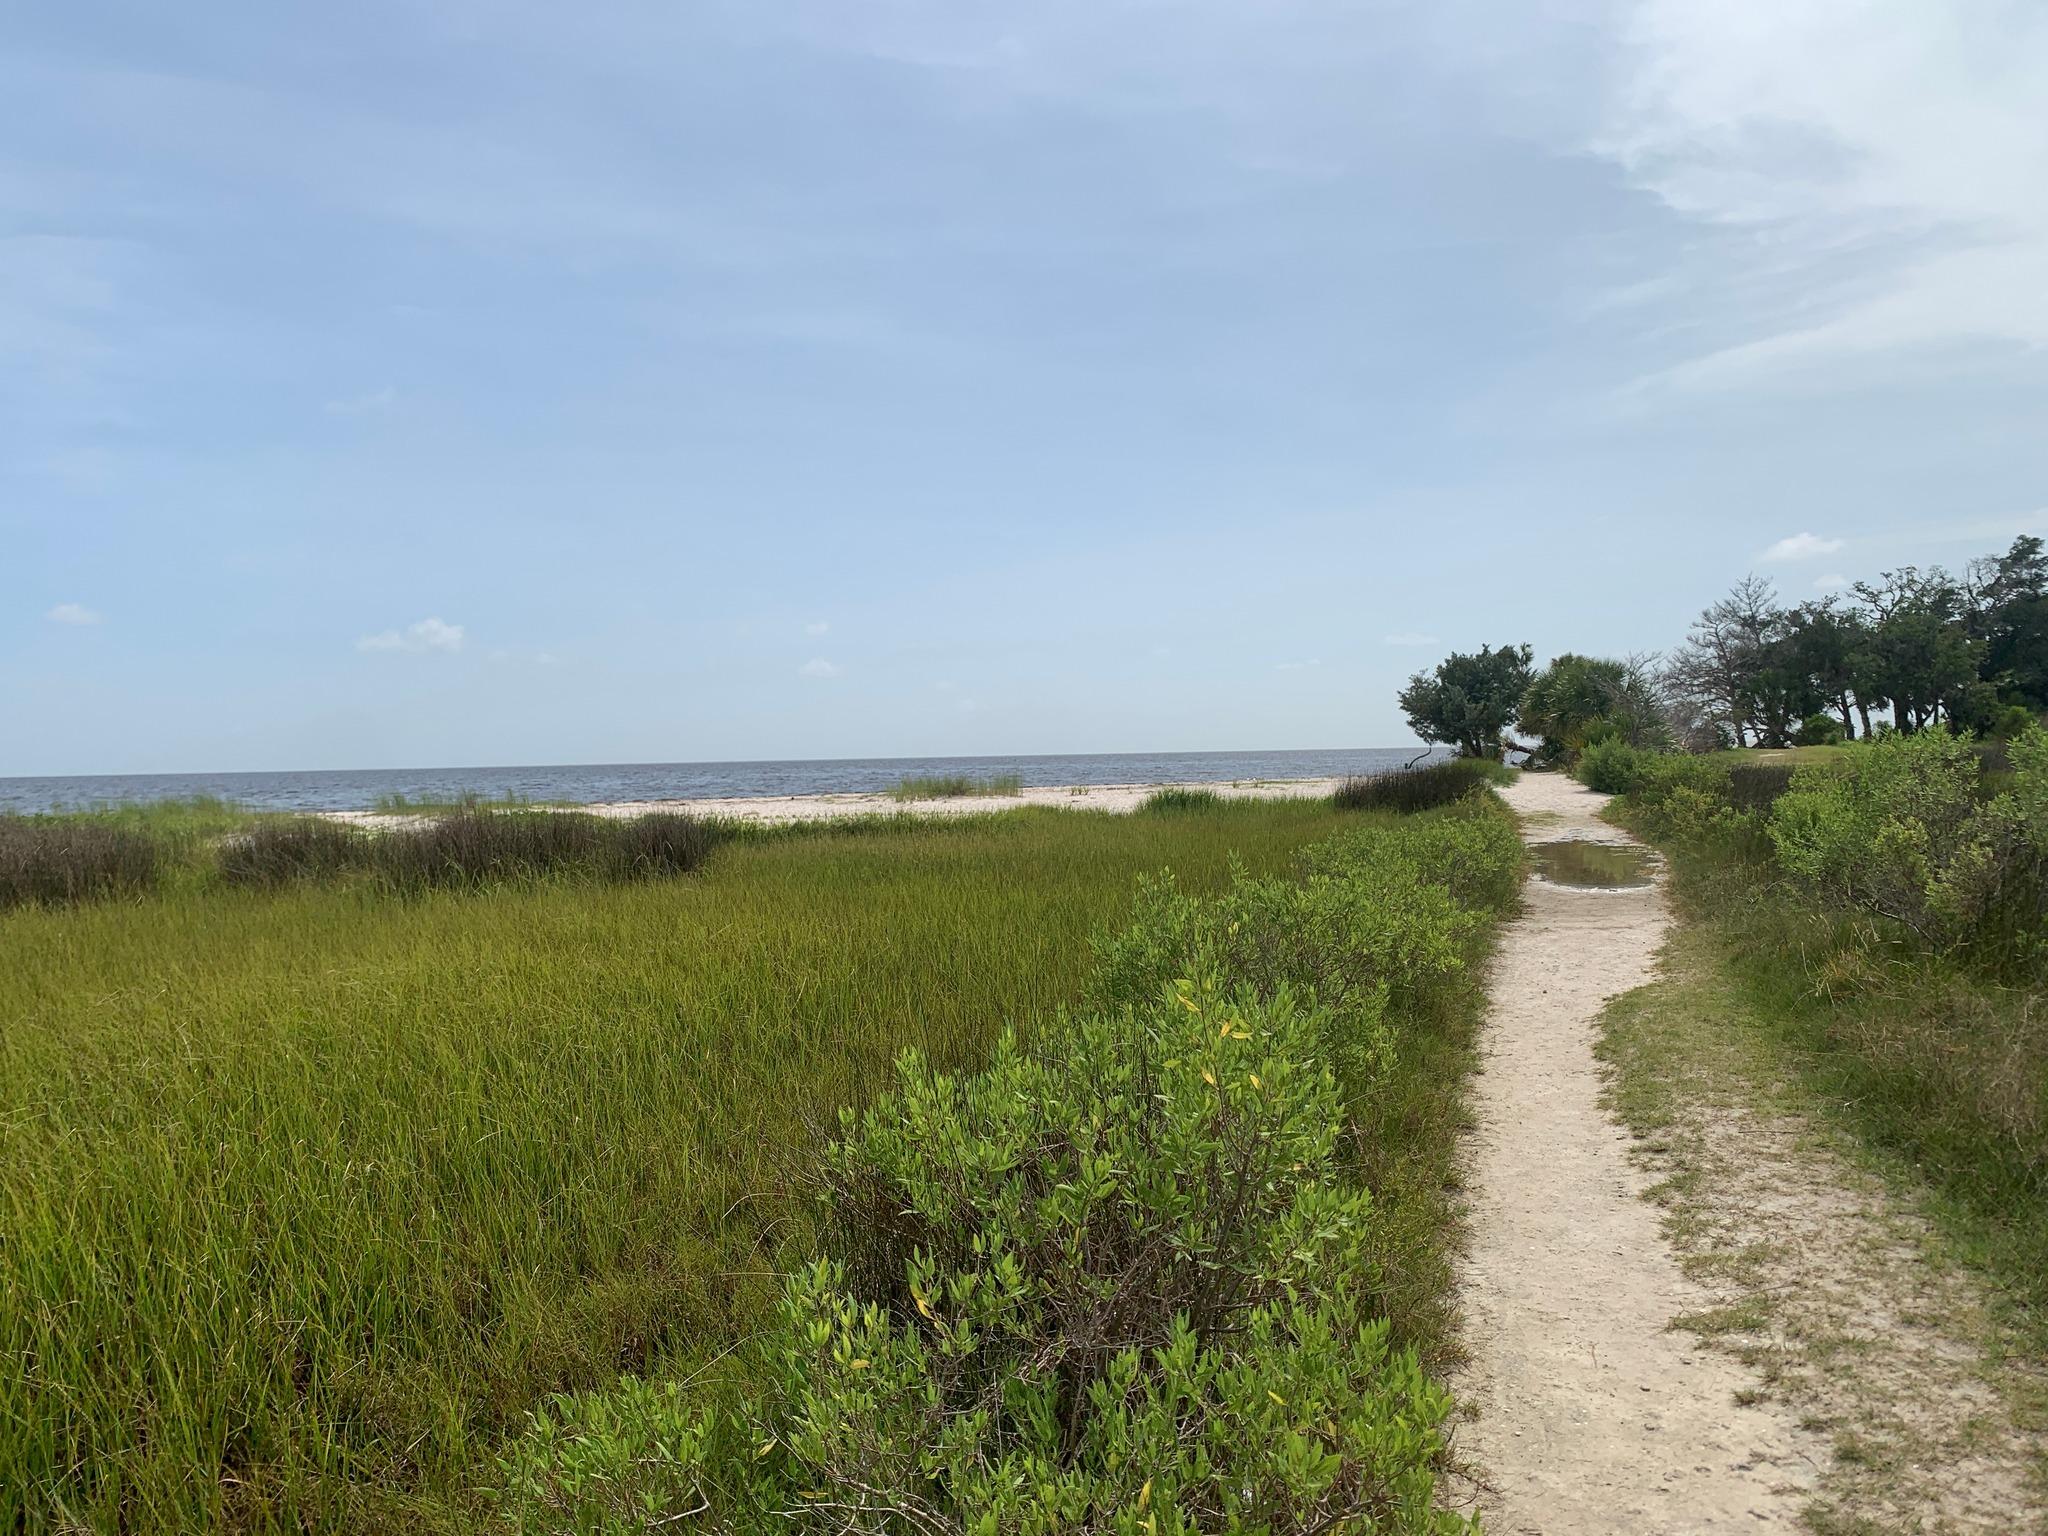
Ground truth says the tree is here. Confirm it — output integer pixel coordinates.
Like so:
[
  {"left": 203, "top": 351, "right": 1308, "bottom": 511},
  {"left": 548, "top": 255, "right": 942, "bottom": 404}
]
[
  {"left": 1520, "top": 653, "right": 1671, "bottom": 760},
  {"left": 1397, "top": 644, "right": 1534, "bottom": 760},
  {"left": 1665, "top": 575, "right": 1790, "bottom": 747},
  {"left": 1783, "top": 599, "right": 1870, "bottom": 739},
  {"left": 1853, "top": 567, "right": 1977, "bottom": 733},
  {"left": 1969, "top": 535, "right": 2048, "bottom": 711}
]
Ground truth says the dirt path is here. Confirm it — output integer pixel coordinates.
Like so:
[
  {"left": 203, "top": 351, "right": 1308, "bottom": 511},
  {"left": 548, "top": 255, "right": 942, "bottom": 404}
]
[{"left": 1455, "top": 773, "right": 1821, "bottom": 1531}]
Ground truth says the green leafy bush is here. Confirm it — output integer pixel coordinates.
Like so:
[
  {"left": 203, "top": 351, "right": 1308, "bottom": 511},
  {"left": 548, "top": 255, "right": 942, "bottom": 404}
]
[
  {"left": 1574, "top": 737, "right": 1649, "bottom": 794},
  {"left": 499, "top": 807, "right": 1518, "bottom": 1534},
  {"left": 1769, "top": 726, "right": 2047, "bottom": 970}
]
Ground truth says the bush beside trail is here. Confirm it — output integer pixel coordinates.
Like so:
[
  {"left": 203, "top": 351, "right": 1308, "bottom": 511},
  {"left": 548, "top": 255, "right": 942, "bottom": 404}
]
[
  {"left": 1603, "top": 727, "right": 2048, "bottom": 1313},
  {"left": 500, "top": 800, "right": 1522, "bottom": 1534}
]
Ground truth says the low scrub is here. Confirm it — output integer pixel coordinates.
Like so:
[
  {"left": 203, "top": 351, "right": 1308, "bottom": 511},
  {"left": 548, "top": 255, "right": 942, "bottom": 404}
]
[
  {"left": 890, "top": 774, "right": 1023, "bottom": 801},
  {"left": 1333, "top": 757, "right": 1504, "bottom": 813},
  {"left": 1610, "top": 728, "right": 2048, "bottom": 1312},
  {"left": 501, "top": 802, "right": 1519, "bottom": 1533},
  {"left": 1769, "top": 726, "right": 2046, "bottom": 972},
  {"left": 0, "top": 815, "right": 160, "bottom": 909}
]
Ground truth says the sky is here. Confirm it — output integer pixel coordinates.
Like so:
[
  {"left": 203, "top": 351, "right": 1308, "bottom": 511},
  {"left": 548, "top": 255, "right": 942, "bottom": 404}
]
[{"left": 5, "top": 1, "right": 2047, "bottom": 775}]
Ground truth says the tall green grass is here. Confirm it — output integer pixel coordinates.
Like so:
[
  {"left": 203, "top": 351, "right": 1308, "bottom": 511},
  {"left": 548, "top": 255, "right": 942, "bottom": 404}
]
[
  {"left": 1332, "top": 756, "right": 1509, "bottom": 813},
  {"left": 886, "top": 772, "right": 1023, "bottom": 800},
  {"left": 0, "top": 801, "right": 1353, "bottom": 1533}
]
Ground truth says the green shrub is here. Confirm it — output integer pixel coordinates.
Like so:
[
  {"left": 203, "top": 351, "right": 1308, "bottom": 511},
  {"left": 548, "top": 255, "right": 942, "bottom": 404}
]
[
  {"left": 0, "top": 816, "right": 160, "bottom": 909},
  {"left": 1769, "top": 726, "right": 2047, "bottom": 971},
  {"left": 1574, "top": 738, "right": 1648, "bottom": 794},
  {"left": 1792, "top": 712, "right": 1846, "bottom": 747},
  {"left": 498, "top": 810, "right": 1516, "bottom": 1534},
  {"left": 505, "top": 985, "right": 1469, "bottom": 1535}
]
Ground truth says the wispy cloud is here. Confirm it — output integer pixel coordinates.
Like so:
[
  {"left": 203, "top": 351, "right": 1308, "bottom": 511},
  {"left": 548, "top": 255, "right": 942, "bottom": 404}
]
[
  {"left": 799, "top": 657, "right": 843, "bottom": 679},
  {"left": 804, "top": 620, "right": 830, "bottom": 636},
  {"left": 1761, "top": 532, "right": 1844, "bottom": 562},
  {"left": 46, "top": 602, "right": 101, "bottom": 625},
  {"left": 1814, "top": 573, "right": 1851, "bottom": 591},
  {"left": 357, "top": 616, "right": 465, "bottom": 654},
  {"left": 1382, "top": 631, "right": 1439, "bottom": 647},
  {"left": 1596, "top": 0, "right": 2048, "bottom": 390},
  {"left": 1275, "top": 658, "right": 1322, "bottom": 672}
]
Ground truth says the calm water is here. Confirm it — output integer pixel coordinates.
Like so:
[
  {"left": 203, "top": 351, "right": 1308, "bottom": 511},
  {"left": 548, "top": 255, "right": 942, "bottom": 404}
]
[{"left": 0, "top": 747, "right": 1443, "bottom": 815}]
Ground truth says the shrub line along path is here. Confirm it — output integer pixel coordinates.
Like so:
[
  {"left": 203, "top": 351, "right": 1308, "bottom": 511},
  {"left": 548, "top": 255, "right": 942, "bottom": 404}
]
[{"left": 1456, "top": 772, "right": 1821, "bottom": 1531}]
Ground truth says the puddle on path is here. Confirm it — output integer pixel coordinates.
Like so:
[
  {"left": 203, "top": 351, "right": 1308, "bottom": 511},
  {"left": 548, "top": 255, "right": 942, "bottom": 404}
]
[{"left": 1528, "top": 839, "right": 1657, "bottom": 890}]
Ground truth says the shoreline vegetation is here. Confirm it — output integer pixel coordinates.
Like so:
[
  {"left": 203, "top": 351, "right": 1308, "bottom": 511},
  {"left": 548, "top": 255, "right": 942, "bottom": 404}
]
[
  {"left": 1, "top": 761, "right": 1510, "bottom": 1532},
  {"left": 1390, "top": 536, "right": 2047, "bottom": 1527}
]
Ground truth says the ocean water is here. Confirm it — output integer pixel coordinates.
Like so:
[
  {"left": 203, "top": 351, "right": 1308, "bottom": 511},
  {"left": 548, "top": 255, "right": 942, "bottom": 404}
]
[{"left": 0, "top": 747, "right": 1442, "bottom": 815}]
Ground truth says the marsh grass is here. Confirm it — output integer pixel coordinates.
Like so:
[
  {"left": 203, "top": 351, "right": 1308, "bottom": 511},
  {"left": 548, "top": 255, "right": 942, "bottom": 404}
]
[
  {"left": 368, "top": 790, "right": 567, "bottom": 815},
  {"left": 0, "top": 814, "right": 162, "bottom": 909},
  {"left": 0, "top": 799, "right": 1356, "bottom": 1533},
  {"left": 1139, "top": 785, "right": 1224, "bottom": 812},
  {"left": 1333, "top": 756, "right": 1505, "bottom": 813},
  {"left": 887, "top": 773, "right": 1023, "bottom": 800}
]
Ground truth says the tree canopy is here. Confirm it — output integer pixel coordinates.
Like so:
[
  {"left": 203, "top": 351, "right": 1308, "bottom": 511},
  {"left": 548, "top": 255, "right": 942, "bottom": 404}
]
[{"left": 1397, "top": 644, "right": 1533, "bottom": 760}]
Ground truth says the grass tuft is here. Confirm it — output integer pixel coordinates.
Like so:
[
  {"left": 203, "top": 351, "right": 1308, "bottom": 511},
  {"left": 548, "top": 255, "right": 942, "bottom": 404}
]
[
  {"left": 0, "top": 815, "right": 161, "bottom": 909},
  {"left": 887, "top": 773, "right": 1023, "bottom": 800},
  {"left": 1333, "top": 756, "right": 1507, "bottom": 813},
  {"left": 1139, "top": 786, "right": 1224, "bottom": 813}
]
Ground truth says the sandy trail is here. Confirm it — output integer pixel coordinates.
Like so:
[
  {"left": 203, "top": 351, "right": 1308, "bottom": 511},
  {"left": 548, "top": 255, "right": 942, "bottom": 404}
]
[
  {"left": 323, "top": 776, "right": 1348, "bottom": 829},
  {"left": 1456, "top": 773, "right": 1819, "bottom": 1532}
]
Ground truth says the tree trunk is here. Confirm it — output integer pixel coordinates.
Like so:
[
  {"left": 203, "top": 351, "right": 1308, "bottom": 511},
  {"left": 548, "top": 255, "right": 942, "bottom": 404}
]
[{"left": 1855, "top": 697, "right": 1872, "bottom": 739}]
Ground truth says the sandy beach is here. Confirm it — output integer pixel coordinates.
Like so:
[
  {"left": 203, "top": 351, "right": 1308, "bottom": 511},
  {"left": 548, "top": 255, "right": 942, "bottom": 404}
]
[{"left": 323, "top": 776, "right": 1349, "bottom": 829}]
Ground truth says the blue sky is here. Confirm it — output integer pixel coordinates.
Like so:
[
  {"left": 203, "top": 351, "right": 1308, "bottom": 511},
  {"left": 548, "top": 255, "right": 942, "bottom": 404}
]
[{"left": 6, "top": 1, "right": 2046, "bottom": 775}]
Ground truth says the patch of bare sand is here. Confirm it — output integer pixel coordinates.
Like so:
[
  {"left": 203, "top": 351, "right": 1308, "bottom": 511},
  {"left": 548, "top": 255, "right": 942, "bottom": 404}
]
[
  {"left": 323, "top": 777, "right": 1346, "bottom": 830},
  {"left": 1603, "top": 940, "right": 2048, "bottom": 1532},
  {"left": 1454, "top": 772, "right": 1822, "bottom": 1531}
]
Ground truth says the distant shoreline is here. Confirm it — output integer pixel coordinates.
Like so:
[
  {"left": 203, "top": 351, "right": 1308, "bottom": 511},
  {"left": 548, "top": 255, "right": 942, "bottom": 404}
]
[{"left": 2, "top": 747, "right": 1438, "bottom": 816}]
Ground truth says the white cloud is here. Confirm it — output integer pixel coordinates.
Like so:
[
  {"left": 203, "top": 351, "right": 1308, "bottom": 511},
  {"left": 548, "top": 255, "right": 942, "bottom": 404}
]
[
  {"left": 1761, "top": 532, "right": 1844, "bottom": 562},
  {"left": 1814, "top": 573, "right": 1852, "bottom": 591},
  {"left": 46, "top": 602, "right": 101, "bottom": 625},
  {"left": 804, "top": 619, "right": 830, "bottom": 636},
  {"left": 1382, "top": 632, "right": 1439, "bottom": 647},
  {"left": 324, "top": 385, "right": 396, "bottom": 416},
  {"left": 357, "top": 616, "right": 465, "bottom": 654},
  {"left": 799, "top": 657, "right": 843, "bottom": 679},
  {"left": 1595, "top": 1, "right": 2048, "bottom": 388}
]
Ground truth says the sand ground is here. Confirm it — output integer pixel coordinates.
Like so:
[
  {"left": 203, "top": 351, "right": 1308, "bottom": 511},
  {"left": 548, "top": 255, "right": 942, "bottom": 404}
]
[
  {"left": 1455, "top": 772, "right": 1821, "bottom": 1531},
  {"left": 323, "top": 776, "right": 1348, "bottom": 829}
]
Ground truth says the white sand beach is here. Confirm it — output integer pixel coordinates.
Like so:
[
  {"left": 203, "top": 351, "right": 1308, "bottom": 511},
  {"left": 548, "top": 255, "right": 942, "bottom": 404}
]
[{"left": 324, "top": 776, "right": 1349, "bottom": 829}]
